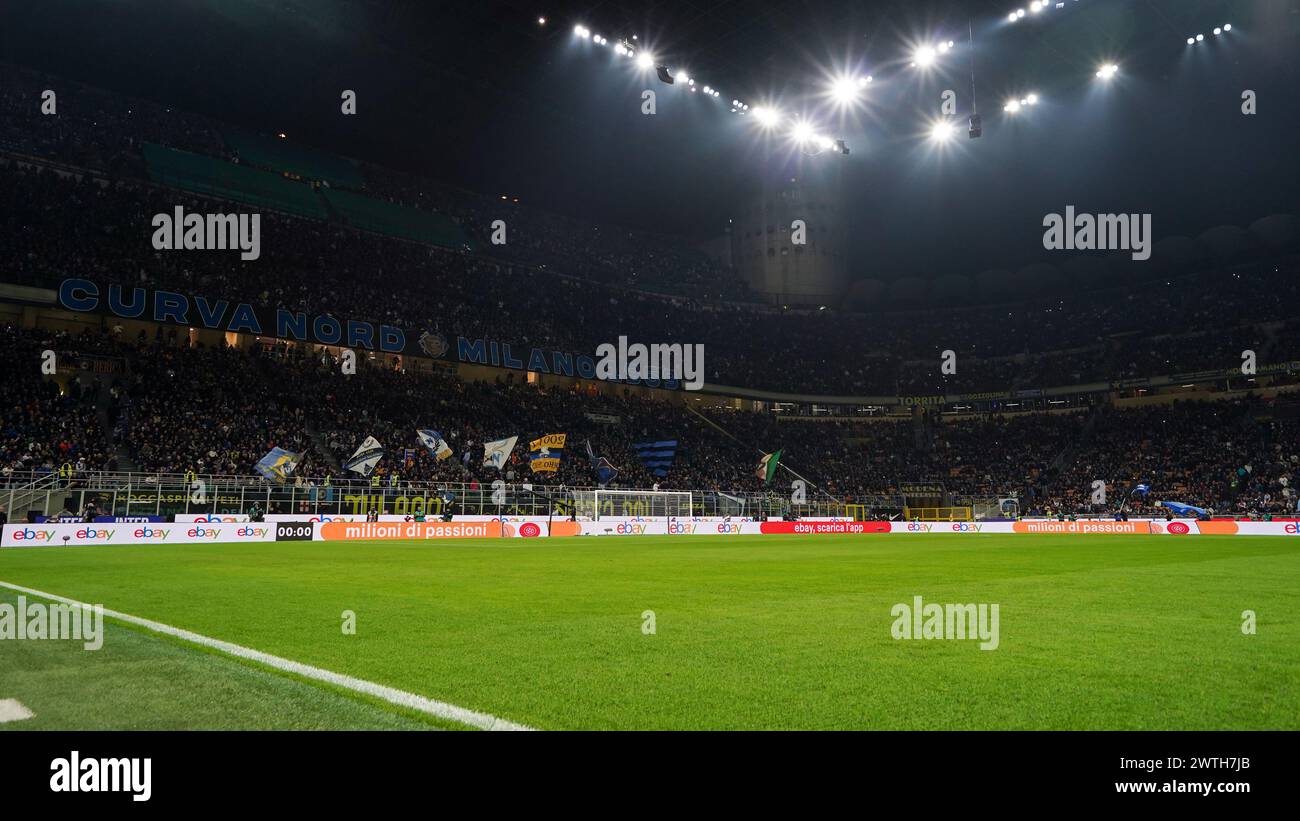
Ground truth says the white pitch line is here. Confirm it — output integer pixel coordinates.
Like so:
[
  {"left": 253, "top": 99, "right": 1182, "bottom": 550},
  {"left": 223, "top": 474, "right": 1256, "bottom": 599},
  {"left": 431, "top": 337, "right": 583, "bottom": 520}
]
[
  {"left": 0, "top": 580, "right": 533, "bottom": 731},
  {"left": 0, "top": 698, "right": 35, "bottom": 723}
]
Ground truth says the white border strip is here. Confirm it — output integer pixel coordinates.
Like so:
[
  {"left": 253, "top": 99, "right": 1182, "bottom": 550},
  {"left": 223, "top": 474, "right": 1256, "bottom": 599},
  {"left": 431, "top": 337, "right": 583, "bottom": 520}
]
[{"left": 0, "top": 580, "right": 533, "bottom": 731}]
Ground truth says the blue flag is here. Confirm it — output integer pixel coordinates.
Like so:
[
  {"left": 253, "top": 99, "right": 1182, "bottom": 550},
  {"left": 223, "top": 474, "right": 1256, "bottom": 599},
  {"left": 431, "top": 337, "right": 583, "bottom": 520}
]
[
  {"left": 254, "top": 447, "right": 301, "bottom": 484},
  {"left": 1130, "top": 483, "right": 1151, "bottom": 497},
  {"left": 585, "top": 440, "right": 619, "bottom": 486},
  {"left": 633, "top": 439, "right": 677, "bottom": 478},
  {"left": 1158, "top": 500, "right": 1208, "bottom": 517}
]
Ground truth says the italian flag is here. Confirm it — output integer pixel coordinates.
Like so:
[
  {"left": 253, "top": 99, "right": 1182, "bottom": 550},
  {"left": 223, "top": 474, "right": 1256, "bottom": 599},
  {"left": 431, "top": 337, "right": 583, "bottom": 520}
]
[{"left": 757, "top": 449, "right": 782, "bottom": 483}]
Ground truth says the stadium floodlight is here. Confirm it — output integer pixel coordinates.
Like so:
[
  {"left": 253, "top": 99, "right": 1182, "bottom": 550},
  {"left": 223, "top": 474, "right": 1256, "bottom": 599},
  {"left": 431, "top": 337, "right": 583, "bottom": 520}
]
[
  {"left": 913, "top": 45, "right": 937, "bottom": 67},
  {"left": 830, "top": 76, "right": 860, "bottom": 106},
  {"left": 1008, "top": 12, "right": 1018, "bottom": 23},
  {"left": 538, "top": 17, "right": 546, "bottom": 26},
  {"left": 1017, "top": 9, "right": 1026, "bottom": 18},
  {"left": 1187, "top": 37, "right": 1195, "bottom": 45},
  {"left": 1213, "top": 27, "right": 1222, "bottom": 36},
  {"left": 930, "top": 120, "right": 956, "bottom": 142},
  {"left": 1026, "top": 93, "right": 1038, "bottom": 105},
  {"left": 792, "top": 120, "right": 815, "bottom": 144},
  {"left": 859, "top": 75, "right": 873, "bottom": 87},
  {"left": 574, "top": 25, "right": 589, "bottom": 39},
  {"left": 675, "top": 69, "right": 689, "bottom": 84},
  {"left": 1004, "top": 99, "right": 1022, "bottom": 113},
  {"left": 753, "top": 106, "right": 781, "bottom": 128},
  {"left": 1096, "top": 63, "right": 1119, "bottom": 79},
  {"left": 1223, "top": 23, "right": 1232, "bottom": 31},
  {"left": 636, "top": 52, "right": 654, "bottom": 69},
  {"left": 1030, "top": 0, "right": 1043, "bottom": 13}
]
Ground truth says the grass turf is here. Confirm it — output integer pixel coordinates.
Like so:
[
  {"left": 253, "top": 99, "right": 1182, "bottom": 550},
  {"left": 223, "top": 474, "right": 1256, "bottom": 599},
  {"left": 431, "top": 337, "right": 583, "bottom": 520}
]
[
  {"left": 1, "top": 533, "right": 1297, "bottom": 730},
  {"left": 0, "top": 587, "right": 448, "bottom": 730}
]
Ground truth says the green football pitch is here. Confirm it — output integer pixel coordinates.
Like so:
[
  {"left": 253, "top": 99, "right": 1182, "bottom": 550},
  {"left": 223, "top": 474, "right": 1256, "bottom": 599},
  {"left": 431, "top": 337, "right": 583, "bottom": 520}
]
[{"left": 2, "top": 534, "right": 1298, "bottom": 730}]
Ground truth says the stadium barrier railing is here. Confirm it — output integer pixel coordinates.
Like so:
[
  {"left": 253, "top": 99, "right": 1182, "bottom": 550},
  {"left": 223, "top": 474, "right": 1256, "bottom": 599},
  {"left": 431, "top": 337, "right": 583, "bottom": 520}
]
[{"left": 1, "top": 470, "right": 862, "bottom": 521}]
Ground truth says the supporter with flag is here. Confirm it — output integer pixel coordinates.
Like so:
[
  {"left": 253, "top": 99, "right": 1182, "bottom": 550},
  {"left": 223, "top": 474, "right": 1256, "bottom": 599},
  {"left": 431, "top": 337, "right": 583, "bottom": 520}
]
[
  {"left": 416, "top": 429, "right": 454, "bottom": 461},
  {"left": 585, "top": 440, "right": 619, "bottom": 486},
  {"left": 345, "top": 435, "right": 384, "bottom": 476},
  {"left": 483, "top": 435, "right": 518, "bottom": 470},
  {"left": 529, "top": 433, "right": 566, "bottom": 473},
  {"left": 756, "top": 449, "right": 782, "bottom": 484},
  {"left": 254, "top": 447, "right": 301, "bottom": 484}
]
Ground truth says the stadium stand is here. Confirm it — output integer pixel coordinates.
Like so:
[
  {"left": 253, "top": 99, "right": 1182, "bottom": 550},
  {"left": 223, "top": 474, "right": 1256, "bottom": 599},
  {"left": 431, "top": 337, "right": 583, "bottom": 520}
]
[{"left": 2, "top": 64, "right": 1300, "bottom": 517}]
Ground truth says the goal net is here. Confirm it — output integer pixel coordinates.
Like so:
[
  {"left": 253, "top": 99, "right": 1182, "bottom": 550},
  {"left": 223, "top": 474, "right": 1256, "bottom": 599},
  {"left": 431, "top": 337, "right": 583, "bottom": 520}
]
[{"left": 571, "top": 490, "right": 693, "bottom": 520}]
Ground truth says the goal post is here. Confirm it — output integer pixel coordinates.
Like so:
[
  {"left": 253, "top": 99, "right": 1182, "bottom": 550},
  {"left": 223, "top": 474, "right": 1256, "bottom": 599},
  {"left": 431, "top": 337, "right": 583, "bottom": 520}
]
[
  {"left": 902, "top": 505, "right": 973, "bottom": 521},
  {"left": 573, "top": 489, "right": 693, "bottom": 520}
]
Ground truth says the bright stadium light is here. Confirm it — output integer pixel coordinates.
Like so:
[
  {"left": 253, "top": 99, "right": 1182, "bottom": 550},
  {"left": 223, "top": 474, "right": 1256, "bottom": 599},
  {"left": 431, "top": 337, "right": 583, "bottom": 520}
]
[
  {"left": 636, "top": 52, "right": 654, "bottom": 69},
  {"left": 792, "top": 120, "right": 815, "bottom": 144},
  {"left": 574, "top": 25, "right": 589, "bottom": 39},
  {"left": 675, "top": 69, "right": 689, "bottom": 84},
  {"left": 753, "top": 106, "right": 781, "bottom": 128},
  {"left": 1096, "top": 63, "right": 1119, "bottom": 79},
  {"left": 913, "top": 45, "right": 937, "bottom": 67},
  {"left": 1026, "top": 93, "right": 1039, "bottom": 105},
  {"left": 830, "top": 76, "right": 860, "bottom": 106},
  {"left": 1187, "top": 37, "right": 1195, "bottom": 45},
  {"left": 1004, "top": 99, "right": 1022, "bottom": 113},
  {"left": 1224, "top": 23, "right": 1232, "bottom": 31},
  {"left": 1008, "top": 12, "right": 1018, "bottom": 23},
  {"left": 930, "top": 120, "right": 956, "bottom": 141},
  {"left": 1213, "top": 27, "right": 1222, "bottom": 36}
]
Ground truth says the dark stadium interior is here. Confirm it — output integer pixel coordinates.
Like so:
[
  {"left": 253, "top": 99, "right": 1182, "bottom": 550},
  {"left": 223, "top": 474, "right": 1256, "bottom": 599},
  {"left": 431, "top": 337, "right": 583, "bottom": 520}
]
[{"left": 2, "top": 0, "right": 1299, "bottom": 520}]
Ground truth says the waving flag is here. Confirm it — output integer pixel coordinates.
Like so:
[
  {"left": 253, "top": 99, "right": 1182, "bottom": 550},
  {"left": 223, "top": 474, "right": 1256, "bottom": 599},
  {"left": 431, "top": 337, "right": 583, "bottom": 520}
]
[
  {"left": 529, "top": 433, "right": 567, "bottom": 473},
  {"left": 1159, "top": 500, "right": 1208, "bottom": 517},
  {"left": 344, "top": 435, "right": 384, "bottom": 476},
  {"left": 254, "top": 447, "right": 301, "bottom": 484},
  {"left": 633, "top": 439, "right": 677, "bottom": 478},
  {"left": 416, "top": 429, "right": 453, "bottom": 461},
  {"left": 756, "top": 449, "right": 783, "bottom": 484},
  {"left": 1130, "top": 482, "right": 1151, "bottom": 497},
  {"left": 585, "top": 439, "right": 619, "bottom": 486},
  {"left": 482, "top": 436, "right": 518, "bottom": 470}
]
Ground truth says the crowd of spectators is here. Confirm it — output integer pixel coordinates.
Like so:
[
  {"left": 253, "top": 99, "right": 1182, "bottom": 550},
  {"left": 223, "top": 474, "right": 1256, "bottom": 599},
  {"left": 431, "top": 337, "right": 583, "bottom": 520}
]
[
  {"left": 4, "top": 325, "right": 1296, "bottom": 516},
  {"left": 0, "top": 325, "right": 112, "bottom": 482},
  {"left": 1042, "top": 397, "right": 1300, "bottom": 516}
]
